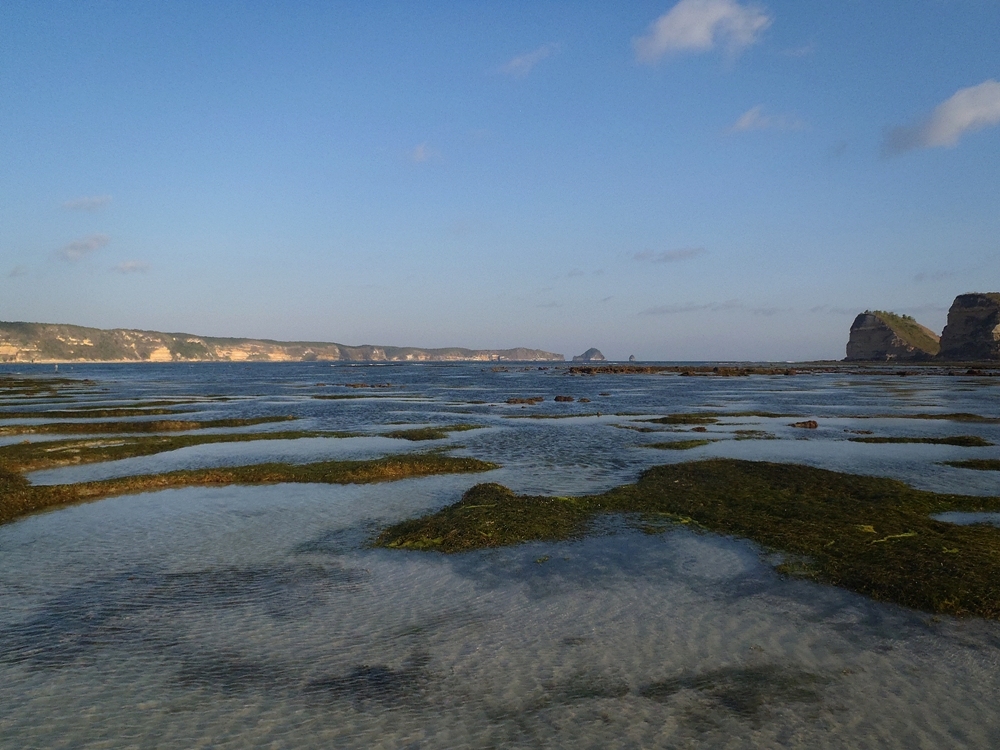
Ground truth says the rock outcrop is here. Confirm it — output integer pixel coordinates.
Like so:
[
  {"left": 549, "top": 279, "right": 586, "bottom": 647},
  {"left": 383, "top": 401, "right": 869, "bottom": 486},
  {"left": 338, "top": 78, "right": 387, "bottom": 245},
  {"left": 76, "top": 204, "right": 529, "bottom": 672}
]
[
  {"left": 938, "top": 293, "right": 1000, "bottom": 360},
  {"left": 844, "top": 311, "right": 940, "bottom": 361},
  {"left": 572, "top": 348, "right": 606, "bottom": 362},
  {"left": 0, "top": 321, "right": 564, "bottom": 363}
]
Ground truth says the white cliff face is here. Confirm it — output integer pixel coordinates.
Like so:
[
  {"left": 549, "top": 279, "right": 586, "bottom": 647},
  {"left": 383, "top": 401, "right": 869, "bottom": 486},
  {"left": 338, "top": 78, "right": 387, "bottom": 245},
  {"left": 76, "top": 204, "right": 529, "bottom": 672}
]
[
  {"left": 844, "top": 313, "right": 938, "bottom": 361},
  {"left": 939, "top": 293, "right": 1000, "bottom": 361}
]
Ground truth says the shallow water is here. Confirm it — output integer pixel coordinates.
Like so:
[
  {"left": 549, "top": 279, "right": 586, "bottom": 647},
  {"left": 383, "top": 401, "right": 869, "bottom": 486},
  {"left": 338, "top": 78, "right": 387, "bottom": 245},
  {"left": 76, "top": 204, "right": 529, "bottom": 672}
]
[{"left": 2, "top": 362, "right": 1000, "bottom": 748}]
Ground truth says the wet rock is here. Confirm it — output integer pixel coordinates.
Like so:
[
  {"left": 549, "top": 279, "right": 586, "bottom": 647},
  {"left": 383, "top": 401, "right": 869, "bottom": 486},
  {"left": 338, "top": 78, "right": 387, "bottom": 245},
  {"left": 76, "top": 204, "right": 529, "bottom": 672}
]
[
  {"left": 554, "top": 395, "right": 575, "bottom": 402},
  {"left": 790, "top": 420, "right": 818, "bottom": 429}
]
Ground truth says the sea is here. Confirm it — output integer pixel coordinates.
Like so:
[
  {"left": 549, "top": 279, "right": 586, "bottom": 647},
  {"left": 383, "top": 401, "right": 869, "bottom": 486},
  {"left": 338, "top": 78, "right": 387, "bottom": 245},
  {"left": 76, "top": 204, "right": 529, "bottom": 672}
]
[{"left": 1, "top": 361, "right": 999, "bottom": 749}]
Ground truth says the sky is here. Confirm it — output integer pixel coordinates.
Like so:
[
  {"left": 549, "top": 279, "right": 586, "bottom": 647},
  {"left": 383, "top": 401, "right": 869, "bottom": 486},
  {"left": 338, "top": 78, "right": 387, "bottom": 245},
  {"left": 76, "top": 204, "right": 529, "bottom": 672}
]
[{"left": 1, "top": 0, "right": 998, "bottom": 361}]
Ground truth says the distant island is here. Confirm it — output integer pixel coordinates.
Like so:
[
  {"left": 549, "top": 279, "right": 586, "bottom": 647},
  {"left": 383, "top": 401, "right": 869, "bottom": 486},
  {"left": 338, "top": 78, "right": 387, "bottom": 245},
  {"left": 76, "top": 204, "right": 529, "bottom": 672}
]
[
  {"left": 0, "top": 322, "right": 564, "bottom": 363},
  {"left": 846, "top": 293, "right": 1000, "bottom": 361}
]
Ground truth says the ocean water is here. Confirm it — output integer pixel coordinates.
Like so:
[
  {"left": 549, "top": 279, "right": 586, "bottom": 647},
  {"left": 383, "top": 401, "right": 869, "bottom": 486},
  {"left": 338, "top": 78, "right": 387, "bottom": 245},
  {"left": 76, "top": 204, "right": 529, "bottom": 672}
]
[{"left": 1, "top": 362, "right": 1000, "bottom": 748}]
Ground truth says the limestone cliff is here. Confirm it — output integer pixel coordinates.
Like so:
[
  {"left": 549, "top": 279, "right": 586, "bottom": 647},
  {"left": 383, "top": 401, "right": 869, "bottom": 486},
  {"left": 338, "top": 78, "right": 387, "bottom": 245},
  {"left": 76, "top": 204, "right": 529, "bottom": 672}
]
[
  {"left": 0, "top": 322, "right": 564, "bottom": 363},
  {"left": 844, "top": 311, "right": 940, "bottom": 361},
  {"left": 938, "top": 293, "right": 1000, "bottom": 361}
]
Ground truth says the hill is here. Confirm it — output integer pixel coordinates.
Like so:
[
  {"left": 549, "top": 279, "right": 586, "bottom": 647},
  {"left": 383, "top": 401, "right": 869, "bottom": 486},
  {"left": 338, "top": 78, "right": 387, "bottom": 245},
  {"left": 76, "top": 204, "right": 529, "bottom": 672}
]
[{"left": 0, "top": 322, "right": 564, "bottom": 363}]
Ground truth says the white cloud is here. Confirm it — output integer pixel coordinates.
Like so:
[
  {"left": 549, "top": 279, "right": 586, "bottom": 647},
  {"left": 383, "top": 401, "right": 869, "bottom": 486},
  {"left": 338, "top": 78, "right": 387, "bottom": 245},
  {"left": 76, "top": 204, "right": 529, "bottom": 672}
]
[
  {"left": 633, "top": 247, "right": 706, "bottom": 263},
  {"left": 729, "top": 105, "right": 804, "bottom": 132},
  {"left": 633, "top": 0, "right": 772, "bottom": 62},
  {"left": 62, "top": 195, "right": 112, "bottom": 211},
  {"left": 58, "top": 233, "right": 109, "bottom": 261},
  {"left": 113, "top": 260, "right": 149, "bottom": 274},
  {"left": 885, "top": 79, "right": 1000, "bottom": 154},
  {"left": 500, "top": 43, "right": 560, "bottom": 78}
]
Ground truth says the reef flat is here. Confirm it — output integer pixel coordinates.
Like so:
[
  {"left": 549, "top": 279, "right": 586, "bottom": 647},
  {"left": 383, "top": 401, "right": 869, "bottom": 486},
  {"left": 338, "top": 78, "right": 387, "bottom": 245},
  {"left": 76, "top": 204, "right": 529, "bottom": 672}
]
[
  {"left": 0, "top": 453, "right": 497, "bottom": 526},
  {"left": 376, "top": 458, "right": 1000, "bottom": 618}
]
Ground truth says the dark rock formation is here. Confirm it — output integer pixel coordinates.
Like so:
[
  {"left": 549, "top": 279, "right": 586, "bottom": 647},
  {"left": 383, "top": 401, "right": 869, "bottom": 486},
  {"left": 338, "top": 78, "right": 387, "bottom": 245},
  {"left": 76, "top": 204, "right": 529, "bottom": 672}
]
[
  {"left": 938, "top": 293, "right": 1000, "bottom": 361},
  {"left": 572, "top": 348, "right": 606, "bottom": 362},
  {"left": 844, "top": 312, "right": 939, "bottom": 361}
]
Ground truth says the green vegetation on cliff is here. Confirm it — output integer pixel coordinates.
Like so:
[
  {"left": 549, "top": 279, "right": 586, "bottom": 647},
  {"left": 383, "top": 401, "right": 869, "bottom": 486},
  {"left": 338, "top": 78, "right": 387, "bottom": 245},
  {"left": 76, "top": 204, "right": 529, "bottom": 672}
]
[{"left": 870, "top": 311, "right": 942, "bottom": 356}]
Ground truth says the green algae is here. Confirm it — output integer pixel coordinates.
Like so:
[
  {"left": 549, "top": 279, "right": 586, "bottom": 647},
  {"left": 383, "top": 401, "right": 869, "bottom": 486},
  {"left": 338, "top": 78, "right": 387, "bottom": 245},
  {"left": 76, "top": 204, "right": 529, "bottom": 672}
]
[
  {"left": 0, "top": 415, "right": 296, "bottom": 437},
  {"left": 0, "top": 453, "right": 498, "bottom": 526},
  {"left": 944, "top": 459, "right": 1000, "bottom": 471},
  {"left": 0, "top": 430, "right": 361, "bottom": 473},
  {"left": 645, "top": 439, "right": 714, "bottom": 450},
  {"left": 375, "top": 458, "right": 1000, "bottom": 618},
  {"left": 850, "top": 435, "right": 993, "bottom": 447},
  {"left": 0, "top": 407, "right": 197, "bottom": 419},
  {"left": 382, "top": 424, "right": 482, "bottom": 441}
]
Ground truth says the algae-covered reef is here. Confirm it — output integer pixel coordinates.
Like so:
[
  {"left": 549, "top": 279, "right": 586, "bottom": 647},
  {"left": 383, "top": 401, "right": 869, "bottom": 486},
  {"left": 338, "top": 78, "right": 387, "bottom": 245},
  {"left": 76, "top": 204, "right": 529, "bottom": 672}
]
[
  {"left": 0, "top": 415, "right": 295, "bottom": 437},
  {"left": 0, "top": 454, "right": 498, "bottom": 526},
  {"left": 376, "top": 458, "right": 1000, "bottom": 618},
  {"left": 0, "top": 430, "right": 361, "bottom": 472}
]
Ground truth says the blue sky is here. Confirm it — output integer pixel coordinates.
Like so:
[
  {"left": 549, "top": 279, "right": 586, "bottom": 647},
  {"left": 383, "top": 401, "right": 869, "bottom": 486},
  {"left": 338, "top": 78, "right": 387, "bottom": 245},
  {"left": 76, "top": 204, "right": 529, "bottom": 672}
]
[{"left": 1, "top": 0, "right": 998, "bottom": 360}]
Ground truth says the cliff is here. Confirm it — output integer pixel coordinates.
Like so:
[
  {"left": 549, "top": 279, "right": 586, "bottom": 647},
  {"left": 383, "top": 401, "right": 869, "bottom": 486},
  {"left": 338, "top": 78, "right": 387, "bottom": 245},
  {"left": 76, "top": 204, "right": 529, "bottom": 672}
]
[
  {"left": 844, "top": 311, "right": 940, "bottom": 361},
  {"left": 0, "top": 322, "right": 564, "bottom": 363},
  {"left": 938, "top": 293, "right": 1000, "bottom": 361}
]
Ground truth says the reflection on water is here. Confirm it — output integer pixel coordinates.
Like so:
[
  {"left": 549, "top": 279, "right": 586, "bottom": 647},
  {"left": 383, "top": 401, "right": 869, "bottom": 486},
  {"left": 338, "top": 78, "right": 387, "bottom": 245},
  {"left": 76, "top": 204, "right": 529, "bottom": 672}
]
[{"left": 2, "top": 362, "right": 1000, "bottom": 748}]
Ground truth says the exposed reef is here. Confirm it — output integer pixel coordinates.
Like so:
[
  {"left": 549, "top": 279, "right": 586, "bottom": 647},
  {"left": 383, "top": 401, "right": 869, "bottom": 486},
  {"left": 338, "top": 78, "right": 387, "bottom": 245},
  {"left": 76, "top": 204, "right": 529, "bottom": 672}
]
[
  {"left": 938, "top": 293, "right": 1000, "bottom": 361},
  {"left": 0, "top": 453, "right": 498, "bottom": 526},
  {"left": 376, "top": 459, "right": 1000, "bottom": 618},
  {"left": 845, "top": 311, "right": 940, "bottom": 361},
  {"left": 0, "top": 321, "right": 563, "bottom": 363}
]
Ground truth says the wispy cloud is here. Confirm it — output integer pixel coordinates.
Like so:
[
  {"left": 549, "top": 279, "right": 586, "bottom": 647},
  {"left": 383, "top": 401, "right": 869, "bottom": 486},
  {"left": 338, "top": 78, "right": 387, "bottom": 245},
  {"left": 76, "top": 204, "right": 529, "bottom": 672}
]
[
  {"left": 633, "top": 247, "right": 706, "bottom": 263},
  {"left": 729, "top": 105, "right": 804, "bottom": 132},
  {"left": 641, "top": 300, "right": 742, "bottom": 315},
  {"left": 641, "top": 299, "right": 783, "bottom": 316},
  {"left": 113, "top": 260, "right": 149, "bottom": 274},
  {"left": 809, "top": 304, "right": 860, "bottom": 315},
  {"left": 884, "top": 79, "right": 1000, "bottom": 154},
  {"left": 633, "top": 0, "right": 772, "bottom": 63},
  {"left": 781, "top": 42, "right": 814, "bottom": 58},
  {"left": 58, "top": 233, "right": 109, "bottom": 261},
  {"left": 410, "top": 142, "right": 438, "bottom": 163},
  {"left": 913, "top": 270, "right": 954, "bottom": 283},
  {"left": 8, "top": 265, "right": 27, "bottom": 278},
  {"left": 62, "top": 195, "right": 112, "bottom": 211},
  {"left": 500, "top": 43, "right": 560, "bottom": 78}
]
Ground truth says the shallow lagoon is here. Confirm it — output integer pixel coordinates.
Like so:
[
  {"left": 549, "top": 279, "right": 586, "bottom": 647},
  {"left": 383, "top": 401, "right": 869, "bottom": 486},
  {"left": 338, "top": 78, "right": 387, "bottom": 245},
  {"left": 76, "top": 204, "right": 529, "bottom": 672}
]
[{"left": 2, "top": 362, "right": 1000, "bottom": 748}]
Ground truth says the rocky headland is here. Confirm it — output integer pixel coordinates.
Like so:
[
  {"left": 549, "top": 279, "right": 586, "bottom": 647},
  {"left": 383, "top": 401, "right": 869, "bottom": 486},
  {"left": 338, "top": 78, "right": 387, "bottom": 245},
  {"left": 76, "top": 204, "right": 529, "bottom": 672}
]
[
  {"left": 0, "top": 322, "right": 564, "bottom": 363},
  {"left": 845, "top": 311, "right": 940, "bottom": 361},
  {"left": 846, "top": 293, "right": 1000, "bottom": 362}
]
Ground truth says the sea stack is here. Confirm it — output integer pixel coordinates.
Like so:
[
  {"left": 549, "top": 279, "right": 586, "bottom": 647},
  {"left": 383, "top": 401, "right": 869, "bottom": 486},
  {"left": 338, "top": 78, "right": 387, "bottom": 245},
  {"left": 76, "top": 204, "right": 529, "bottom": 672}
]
[
  {"left": 844, "top": 311, "right": 939, "bottom": 361},
  {"left": 572, "top": 348, "right": 606, "bottom": 362},
  {"left": 938, "top": 293, "right": 1000, "bottom": 361}
]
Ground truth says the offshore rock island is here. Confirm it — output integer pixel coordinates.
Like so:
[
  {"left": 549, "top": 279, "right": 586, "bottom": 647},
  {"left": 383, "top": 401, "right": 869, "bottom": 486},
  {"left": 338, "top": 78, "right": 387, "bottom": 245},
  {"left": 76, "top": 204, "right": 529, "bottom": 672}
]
[{"left": 0, "top": 321, "right": 564, "bottom": 364}]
